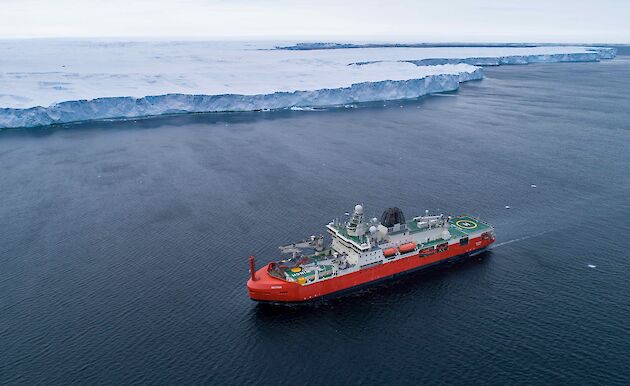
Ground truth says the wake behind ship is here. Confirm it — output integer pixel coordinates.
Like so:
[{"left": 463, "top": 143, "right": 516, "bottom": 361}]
[{"left": 247, "top": 204, "right": 495, "bottom": 303}]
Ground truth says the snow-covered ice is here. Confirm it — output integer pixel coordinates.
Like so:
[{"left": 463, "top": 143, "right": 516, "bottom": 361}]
[{"left": 0, "top": 40, "right": 616, "bottom": 128}]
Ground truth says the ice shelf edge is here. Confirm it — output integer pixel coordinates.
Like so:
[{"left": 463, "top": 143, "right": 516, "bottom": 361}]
[{"left": 0, "top": 48, "right": 616, "bottom": 129}]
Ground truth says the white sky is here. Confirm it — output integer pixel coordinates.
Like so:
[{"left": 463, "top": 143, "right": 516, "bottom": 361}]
[{"left": 1, "top": 0, "right": 628, "bottom": 43}]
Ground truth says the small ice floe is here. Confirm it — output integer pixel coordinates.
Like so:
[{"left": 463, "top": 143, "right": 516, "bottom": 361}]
[
  {"left": 531, "top": 184, "right": 537, "bottom": 188},
  {"left": 505, "top": 205, "right": 511, "bottom": 209},
  {"left": 588, "top": 264, "right": 596, "bottom": 268}
]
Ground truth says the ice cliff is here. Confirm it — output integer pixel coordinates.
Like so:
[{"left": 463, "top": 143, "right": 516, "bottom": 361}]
[{"left": 0, "top": 68, "right": 483, "bottom": 129}]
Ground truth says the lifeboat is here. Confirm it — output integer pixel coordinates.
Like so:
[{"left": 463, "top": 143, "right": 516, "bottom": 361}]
[
  {"left": 383, "top": 247, "right": 397, "bottom": 257},
  {"left": 398, "top": 242, "right": 417, "bottom": 254}
]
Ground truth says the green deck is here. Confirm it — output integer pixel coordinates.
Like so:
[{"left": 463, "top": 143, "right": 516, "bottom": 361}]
[
  {"left": 414, "top": 215, "right": 492, "bottom": 248},
  {"left": 284, "top": 264, "right": 335, "bottom": 280}
]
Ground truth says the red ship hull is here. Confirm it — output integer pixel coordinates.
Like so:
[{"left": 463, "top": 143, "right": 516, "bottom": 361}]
[{"left": 247, "top": 235, "right": 494, "bottom": 303}]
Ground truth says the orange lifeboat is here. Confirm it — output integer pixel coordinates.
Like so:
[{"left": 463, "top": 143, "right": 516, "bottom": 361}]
[
  {"left": 398, "top": 242, "right": 417, "bottom": 254},
  {"left": 383, "top": 247, "right": 397, "bottom": 257}
]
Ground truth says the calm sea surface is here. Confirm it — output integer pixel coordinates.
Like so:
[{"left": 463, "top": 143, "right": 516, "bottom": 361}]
[{"left": 1, "top": 51, "right": 629, "bottom": 385}]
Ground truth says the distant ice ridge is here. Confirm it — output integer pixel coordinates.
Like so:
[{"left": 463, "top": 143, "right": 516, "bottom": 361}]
[
  {"left": 0, "top": 41, "right": 616, "bottom": 129},
  {"left": 276, "top": 42, "right": 541, "bottom": 50},
  {"left": 277, "top": 42, "right": 618, "bottom": 58},
  {"left": 352, "top": 48, "right": 618, "bottom": 66}
]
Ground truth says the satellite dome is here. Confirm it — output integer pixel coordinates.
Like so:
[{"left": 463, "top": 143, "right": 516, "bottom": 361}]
[
  {"left": 354, "top": 204, "right": 364, "bottom": 214},
  {"left": 369, "top": 226, "right": 378, "bottom": 234}
]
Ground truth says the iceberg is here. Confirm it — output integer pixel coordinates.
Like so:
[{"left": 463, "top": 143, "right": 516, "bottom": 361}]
[{"left": 0, "top": 41, "right": 616, "bottom": 129}]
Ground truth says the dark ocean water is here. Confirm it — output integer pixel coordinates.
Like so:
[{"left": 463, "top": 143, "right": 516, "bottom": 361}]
[{"left": 1, "top": 52, "right": 630, "bottom": 385}]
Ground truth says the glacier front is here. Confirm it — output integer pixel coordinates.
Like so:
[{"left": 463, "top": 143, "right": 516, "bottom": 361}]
[{"left": 0, "top": 41, "right": 616, "bottom": 129}]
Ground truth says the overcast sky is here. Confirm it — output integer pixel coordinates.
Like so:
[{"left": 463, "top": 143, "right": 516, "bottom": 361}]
[{"left": 1, "top": 0, "right": 628, "bottom": 42}]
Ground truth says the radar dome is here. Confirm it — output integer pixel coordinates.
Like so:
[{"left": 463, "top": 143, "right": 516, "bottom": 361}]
[
  {"left": 369, "top": 226, "right": 377, "bottom": 234},
  {"left": 354, "top": 204, "right": 364, "bottom": 214}
]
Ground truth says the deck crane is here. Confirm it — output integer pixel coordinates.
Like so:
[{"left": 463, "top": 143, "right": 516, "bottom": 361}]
[{"left": 279, "top": 234, "right": 325, "bottom": 259}]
